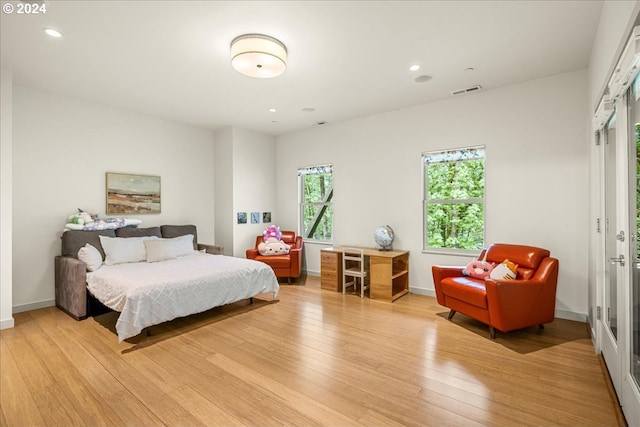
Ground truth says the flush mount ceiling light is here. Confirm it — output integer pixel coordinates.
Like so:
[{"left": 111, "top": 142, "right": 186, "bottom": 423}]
[{"left": 230, "top": 34, "right": 287, "bottom": 78}]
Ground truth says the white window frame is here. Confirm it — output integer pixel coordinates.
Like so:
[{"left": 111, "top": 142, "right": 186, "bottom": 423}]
[
  {"left": 422, "top": 145, "right": 486, "bottom": 254},
  {"left": 298, "top": 164, "right": 333, "bottom": 243}
]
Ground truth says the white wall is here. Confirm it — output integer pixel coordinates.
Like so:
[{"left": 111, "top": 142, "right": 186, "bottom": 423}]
[
  {"left": 12, "top": 86, "right": 216, "bottom": 311},
  {"left": 214, "top": 127, "right": 234, "bottom": 256},
  {"left": 231, "top": 128, "right": 276, "bottom": 258},
  {"left": 0, "top": 68, "right": 14, "bottom": 329},
  {"left": 277, "top": 70, "right": 588, "bottom": 320}
]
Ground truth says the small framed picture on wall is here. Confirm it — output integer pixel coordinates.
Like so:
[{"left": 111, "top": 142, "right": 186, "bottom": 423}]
[
  {"left": 262, "top": 212, "right": 271, "bottom": 223},
  {"left": 237, "top": 212, "right": 247, "bottom": 224},
  {"left": 251, "top": 212, "right": 260, "bottom": 224}
]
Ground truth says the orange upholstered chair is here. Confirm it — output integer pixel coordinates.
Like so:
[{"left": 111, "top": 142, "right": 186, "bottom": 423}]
[
  {"left": 432, "top": 243, "right": 559, "bottom": 338},
  {"left": 246, "top": 231, "right": 303, "bottom": 282}
]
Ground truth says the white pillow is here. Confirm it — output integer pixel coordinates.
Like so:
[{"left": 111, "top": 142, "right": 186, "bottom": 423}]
[
  {"left": 171, "top": 234, "right": 196, "bottom": 257},
  {"left": 77, "top": 243, "right": 102, "bottom": 272},
  {"left": 99, "top": 235, "right": 157, "bottom": 265},
  {"left": 144, "top": 239, "right": 178, "bottom": 263}
]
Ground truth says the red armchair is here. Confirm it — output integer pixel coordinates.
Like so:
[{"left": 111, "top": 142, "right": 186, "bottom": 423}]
[
  {"left": 432, "top": 243, "right": 559, "bottom": 338},
  {"left": 246, "top": 231, "right": 303, "bottom": 282}
]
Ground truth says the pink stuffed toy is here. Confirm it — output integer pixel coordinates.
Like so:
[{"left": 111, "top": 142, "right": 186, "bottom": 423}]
[
  {"left": 263, "top": 225, "right": 282, "bottom": 242},
  {"left": 462, "top": 257, "right": 495, "bottom": 280}
]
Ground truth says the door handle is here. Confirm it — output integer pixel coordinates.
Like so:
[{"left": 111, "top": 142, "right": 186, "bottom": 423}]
[{"left": 608, "top": 255, "right": 625, "bottom": 267}]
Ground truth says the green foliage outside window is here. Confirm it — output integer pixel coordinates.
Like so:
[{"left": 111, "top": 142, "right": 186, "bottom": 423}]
[
  {"left": 424, "top": 152, "right": 485, "bottom": 250},
  {"left": 300, "top": 169, "right": 333, "bottom": 241}
]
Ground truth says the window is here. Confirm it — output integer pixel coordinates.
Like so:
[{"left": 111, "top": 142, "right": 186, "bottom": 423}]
[
  {"left": 299, "top": 164, "right": 333, "bottom": 241},
  {"left": 422, "top": 146, "right": 485, "bottom": 251}
]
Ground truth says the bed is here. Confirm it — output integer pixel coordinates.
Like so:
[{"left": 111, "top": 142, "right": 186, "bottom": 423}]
[{"left": 54, "top": 225, "right": 279, "bottom": 342}]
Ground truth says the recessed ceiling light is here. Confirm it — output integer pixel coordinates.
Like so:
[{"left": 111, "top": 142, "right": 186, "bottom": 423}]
[
  {"left": 464, "top": 67, "right": 475, "bottom": 72},
  {"left": 302, "top": 107, "right": 315, "bottom": 112},
  {"left": 409, "top": 65, "right": 421, "bottom": 72},
  {"left": 43, "top": 28, "right": 63, "bottom": 38},
  {"left": 269, "top": 108, "right": 277, "bottom": 113},
  {"left": 414, "top": 74, "right": 433, "bottom": 83}
]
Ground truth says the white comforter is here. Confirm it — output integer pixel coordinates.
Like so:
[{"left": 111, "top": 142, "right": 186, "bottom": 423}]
[{"left": 87, "top": 253, "right": 279, "bottom": 342}]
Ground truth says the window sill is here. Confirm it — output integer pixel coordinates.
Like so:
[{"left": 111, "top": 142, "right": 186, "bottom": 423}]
[
  {"left": 421, "top": 248, "right": 481, "bottom": 257},
  {"left": 302, "top": 239, "right": 334, "bottom": 246}
]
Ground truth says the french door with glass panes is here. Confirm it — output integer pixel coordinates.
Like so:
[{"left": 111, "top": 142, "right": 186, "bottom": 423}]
[
  {"left": 620, "top": 72, "right": 640, "bottom": 427},
  {"left": 595, "top": 45, "right": 640, "bottom": 424},
  {"left": 602, "top": 108, "right": 622, "bottom": 396}
]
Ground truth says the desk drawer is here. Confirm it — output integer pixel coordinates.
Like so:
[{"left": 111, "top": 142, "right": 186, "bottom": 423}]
[
  {"left": 321, "top": 271, "right": 340, "bottom": 291},
  {"left": 321, "top": 251, "right": 339, "bottom": 267}
]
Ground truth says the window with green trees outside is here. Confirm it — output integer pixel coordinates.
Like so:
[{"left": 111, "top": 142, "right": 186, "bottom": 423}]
[
  {"left": 299, "top": 164, "right": 333, "bottom": 242},
  {"left": 423, "top": 146, "right": 485, "bottom": 251}
]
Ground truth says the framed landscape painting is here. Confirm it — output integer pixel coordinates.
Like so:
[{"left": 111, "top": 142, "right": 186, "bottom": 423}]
[{"left": 106, "top": 172, "right": 161, "bottom": 214}]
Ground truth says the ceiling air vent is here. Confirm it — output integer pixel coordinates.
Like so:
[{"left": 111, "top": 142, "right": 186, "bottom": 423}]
[{"left": 451, "top": 85, "right": 483, "bottom": 96}]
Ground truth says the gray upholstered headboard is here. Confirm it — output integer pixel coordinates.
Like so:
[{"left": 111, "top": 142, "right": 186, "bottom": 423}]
[
  {"left": 61, "top": 229, "right": 116, "bottom": 260},
  {"left": 60, "top": 225, "right": 199, "bottom": 259}
]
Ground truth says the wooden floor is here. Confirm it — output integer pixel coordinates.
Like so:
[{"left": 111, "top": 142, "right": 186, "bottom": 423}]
[{"left": 0, "top": 276, "right": 622, "bottom": 427}]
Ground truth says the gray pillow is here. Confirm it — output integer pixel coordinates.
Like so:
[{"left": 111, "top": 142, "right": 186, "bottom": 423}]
[
  {"left": 61, "top": 230, "right": 116, "bottom": 260},
  {"left": 161, "top": 225, "right": 198, "bottom": 250},
  {"left": 115, "top": 226, "right": 162, "bottom": 238}
]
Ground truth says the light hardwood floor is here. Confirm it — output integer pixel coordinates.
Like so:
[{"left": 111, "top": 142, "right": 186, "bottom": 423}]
[{"left": 0, "top": 276, "right": 623, "bottom": 426}]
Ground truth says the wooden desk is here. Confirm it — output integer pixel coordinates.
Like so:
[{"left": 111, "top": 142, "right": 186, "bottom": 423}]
[{"left": 320, "top": 246, "right": 409, "bottom": 302}]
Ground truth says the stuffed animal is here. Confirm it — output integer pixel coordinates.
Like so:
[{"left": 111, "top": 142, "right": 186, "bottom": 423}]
[
  {"left": 462, "top": 258, "right": 495, "bottom": 280},
  {"left": 64, "top": 208, "right": 142, "bottom": 231},
  {"left": 258, "top": 237, "right": 290, "bottom": 256},
  {"left": 490, "top": 259, "right": 519, "bottom": 280},
  {"left": 263, "top": 225, "right": 282, "bottom": 242},
  {"left": 67, "top": 209, "right": 96, "bottom": 227}
]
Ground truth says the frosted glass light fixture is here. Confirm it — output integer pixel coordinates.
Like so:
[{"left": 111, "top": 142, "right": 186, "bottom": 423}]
[{"left": 230, "top": 34, "right": 287, "bottom": 78}]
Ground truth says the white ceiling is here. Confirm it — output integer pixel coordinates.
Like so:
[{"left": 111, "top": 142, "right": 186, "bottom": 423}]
[{"left": 1, "top": 1, "right": 603, "bottom": 136}]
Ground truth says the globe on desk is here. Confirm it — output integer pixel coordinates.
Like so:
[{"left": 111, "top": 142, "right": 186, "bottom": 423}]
[{"left": 374, "top": 225, "right": 394, "bottom": 251}]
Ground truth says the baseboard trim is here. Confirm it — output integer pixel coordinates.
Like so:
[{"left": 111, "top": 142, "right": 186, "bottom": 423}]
[
  {"left": 555, "top": 309, "right": 586, "bottom": 322},
  {"left": 0, "top": 317, "right": 15, "bottom": 329},
  {"left": 13, "top": 299, "right": 55, "bottom": 314},
  {"left": 409, "top": 287, "right": 435, "bottom": 297}
]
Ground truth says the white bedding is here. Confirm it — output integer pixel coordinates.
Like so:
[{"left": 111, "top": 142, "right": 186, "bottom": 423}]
[{"left": 87, "top": 253, "right": 279, "bottom": 342}]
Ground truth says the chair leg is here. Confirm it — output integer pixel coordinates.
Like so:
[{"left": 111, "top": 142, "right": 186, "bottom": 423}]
[
  {"left": 538, "top": 324, "right": 544, "bottom": 329},
  {"left": 447, "top": 310, "right": 456, "bottom": 320},
  {"left": 489, "top": 326, "right": 496, "bottom": 339}
]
